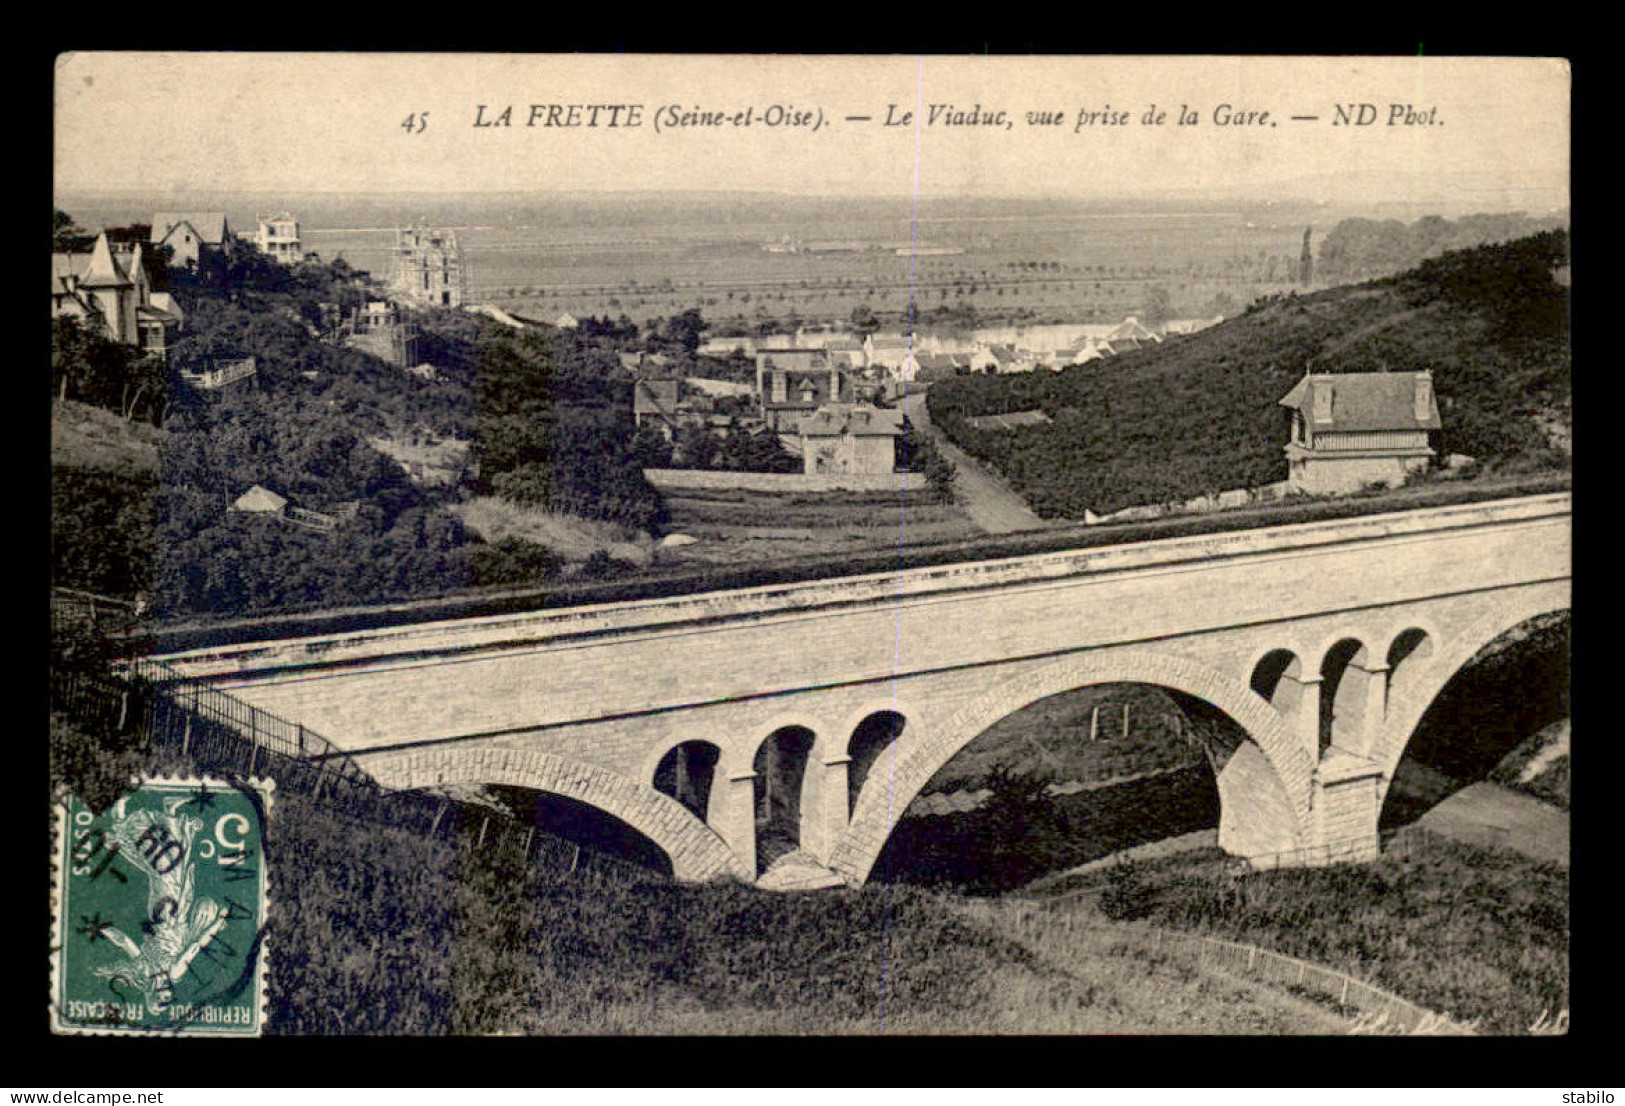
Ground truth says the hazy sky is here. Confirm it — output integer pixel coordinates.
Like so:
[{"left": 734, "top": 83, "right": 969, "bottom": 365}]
[{"left": 54, "top": 53, "right": 1569, "bottom": 207}]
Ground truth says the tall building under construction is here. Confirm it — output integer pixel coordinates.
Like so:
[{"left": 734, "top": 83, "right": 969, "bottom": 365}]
[{"left": 390, "top": 223, "right": 468, "bottom": 308}]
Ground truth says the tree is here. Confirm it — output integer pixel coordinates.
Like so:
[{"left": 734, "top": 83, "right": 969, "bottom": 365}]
[
  {"left": 54, "top": 209, "right": 92, "bottom": 252},
  {"left": 1141, "top": 284, "right": 1174, "bottom": 326},
  {"left": 663, "top": 308, "right": 707, "bottom": 357}
]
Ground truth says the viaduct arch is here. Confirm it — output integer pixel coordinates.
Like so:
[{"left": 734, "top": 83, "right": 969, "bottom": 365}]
[
  {"left": 1376, "top": 589, "right": 1571, "bottom": 797},
  {"left": 828, "top": 648, "right": 1312, "bottom": 884},
  {"left": 363, "top": 747, "right": 750, "bottom": 883}
]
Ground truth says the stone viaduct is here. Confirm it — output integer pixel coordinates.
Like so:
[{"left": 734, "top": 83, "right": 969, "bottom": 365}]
[{"left": 145, "top": 493, "right": 1570, "bottom": 887}]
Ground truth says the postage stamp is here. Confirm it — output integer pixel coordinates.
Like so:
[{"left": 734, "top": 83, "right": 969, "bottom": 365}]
[{"left": 50, "top": 776, "right": 273, "bottom": 1037}]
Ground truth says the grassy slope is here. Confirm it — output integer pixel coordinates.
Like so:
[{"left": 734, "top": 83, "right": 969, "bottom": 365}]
[
  {"left": 1042, "top": 828, "right": 1568, "bottom": 1035},
  {"left": 265, "top": 786, "right": 1339, "bottom": 1035},
  {"left": 52, "top": 399, "right": 163, "bottom": 477},
  {"left": 51, "top": 400, "right": 160, "bottom": 600},
  {"left": 929, "top": 233, "right": 1570, "bottom": 517}
]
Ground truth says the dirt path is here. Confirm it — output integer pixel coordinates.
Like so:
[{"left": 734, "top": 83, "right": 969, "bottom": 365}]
[{"left": 901, "top": 392, "right": 1050, "bottom": 534}]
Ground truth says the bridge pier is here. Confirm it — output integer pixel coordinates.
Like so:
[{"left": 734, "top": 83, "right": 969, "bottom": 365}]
[
  {"left": 1358, "top": 662, "right": 1390, "bottom": 758},
  {"left": 809, "top": 755, "right": 851, "bottom": 866},
  {"left": 1289, "top": 674, "right": 1323, "bottom": 762},
  {"left": 1307, "top": 757, "right": 1385, "bottom": 866},
  {"left": 716, "top": 770, "right": 758, "bottom": 876}
]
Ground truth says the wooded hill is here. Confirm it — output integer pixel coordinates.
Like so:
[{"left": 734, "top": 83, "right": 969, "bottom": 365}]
[
  {"left": 51, "top": 229, "right": 665, "bottom": 620},
  {"left": 928, "top": 231, "right": 1571, "bottom": 519}
]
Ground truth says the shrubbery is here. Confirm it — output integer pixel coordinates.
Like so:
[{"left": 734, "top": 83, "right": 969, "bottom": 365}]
[{"left": 929, "top": 232, "right": 1570, "bottom": 518}]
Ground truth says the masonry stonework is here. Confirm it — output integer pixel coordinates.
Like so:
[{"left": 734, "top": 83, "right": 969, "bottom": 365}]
[{"left": 149, "top": 495, "right": 1570, "bottom": 885}]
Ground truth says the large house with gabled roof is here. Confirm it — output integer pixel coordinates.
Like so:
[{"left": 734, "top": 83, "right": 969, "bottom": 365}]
[
  {"left": 151, "top": 212, "right": 232, "bottom": 268},
  {"left": 1278, "top": 370, "right": 1442, "bottom": 495},
  {"left": 51, "top": 231, "right": 182, "bottom": 358}
]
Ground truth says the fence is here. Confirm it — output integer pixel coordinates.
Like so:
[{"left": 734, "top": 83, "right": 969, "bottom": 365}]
[
  {"left": 1235, "top": 834, "right": 1382, "bottom": 873},
  {"left": 644, "top": 467, "right": 927, "bottom": 494},
  {"left": 52, "top": 651, "right": 598, "bottom": 874},
  {"left": 961, "top": 897, "right": 1470, "bottom": 1035},
  {"left": 51, "top": 588, "right": 140, "bottom": 640}
]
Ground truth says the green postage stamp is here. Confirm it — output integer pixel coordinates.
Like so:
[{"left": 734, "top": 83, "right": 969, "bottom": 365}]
[{"left": 50, "top": 777, "right": 272, "bottom": 1036}]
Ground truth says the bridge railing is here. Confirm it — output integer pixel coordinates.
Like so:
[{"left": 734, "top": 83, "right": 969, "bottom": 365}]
[
  {"left": 50, "top": 655, "right": 583, "bottom": 872},
  {"left": 1232, "top": 835, "right": 1383, "bottom": 873}
]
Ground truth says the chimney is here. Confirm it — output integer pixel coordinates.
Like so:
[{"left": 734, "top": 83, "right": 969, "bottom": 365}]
[
  {"left": 1312, "top": 380, "right": 1334, "bottom": 423},
  {"left": 1414, "top": 372, "right": 1434, "bottom": 422}
]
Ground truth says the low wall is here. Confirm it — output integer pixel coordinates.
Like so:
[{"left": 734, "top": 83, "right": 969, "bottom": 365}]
[{"left": 645, "top": 468, "right": 927, "bottom": 493}]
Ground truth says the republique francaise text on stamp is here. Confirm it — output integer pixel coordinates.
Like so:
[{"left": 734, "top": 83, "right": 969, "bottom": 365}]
[{"left": 50, "top": 776, "right": 272, "bottom": 1036}]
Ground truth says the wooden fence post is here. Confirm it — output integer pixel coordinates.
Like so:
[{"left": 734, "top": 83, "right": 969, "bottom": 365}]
[
  {"left": 1122, "top": 702, "right": 1130, "bottom": 740},
  {"left": 1090, "top": 706, "right": 1099, "bottom": 743},
  {"left": 478, "top": 815, "right": 489, "bottom": 849},
  {"left": 181, "top": 713, "right": 192, "bottom": 757}
]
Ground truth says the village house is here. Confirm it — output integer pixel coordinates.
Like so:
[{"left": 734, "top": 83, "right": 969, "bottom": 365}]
[
  {"left": 796, "top": 404, "right": 903, "bottom": 476},
  {"left": 822, "top": 337, "right": 867, "bottom": 369},
  {"left": 1161, "top": 315, "right": 1225, "bottom": 337},
  {"left": 342, "top": 300, "right": 419, "bottom": 368},
  {"left": 1043, "top": 345, "right": 1094, "bottom": 370},
  {"left": 699, "top": 335, "right": 757, "bottom": 359},
  {"left": 633, "top": 379, "right": 682, "bottom": 438},
  {"left": 150, "top": 212, "right": 231, "bottom": 269},
  {"left": 51, "top": 232, "right": 183, "bottom": 359},
  {"left": 390, "top": 223, "right": 467, "bottom": 308},
  {"left": 755, "top": 348, "right": 852, "bottom": 432},
  {"left": 228, "top": 484, "right": 348, "bottom": 531},
  {"left": 1278, "top": 370, "right": 1441, "bottom": 495},
  {"left": 913, "top": 352, "right": 970, "bottom": 384},
  {"left": 254, "top": 213, "right": 303, "bottom": 264},
  {"left": 862, "top": 333, "right": 915, "bottom": 370}
]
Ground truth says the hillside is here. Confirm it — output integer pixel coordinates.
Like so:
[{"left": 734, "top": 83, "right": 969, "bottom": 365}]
[
  {"left": 51, "top": 399, "right": 162, "bottom": 477},
  {"left": 51, "top": 231, "right": 666, "bottom": 618},
  {"left": 928, "top": 231, "right": 1570, "bottom": 518},
  {"left": 51, "top": 401, "right": 160, "bottom": 600}
]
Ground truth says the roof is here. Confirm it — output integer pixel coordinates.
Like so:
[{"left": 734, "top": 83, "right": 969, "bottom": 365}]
[
  {"left": 797, "top": 404, "right": 903, "bottom": 438},
  {"left": 1107, "top": 316, "right": 1158, "bottom": 342},
  {"left": 1278, "top": 372, "right": 1442, "bottom": 432},
  {"left": 51, "top": 252, "right": 91, "bottom": 293},
  {"left": 633, "top": 380, "right": 680, "bottom": 417},
  {"left": 232, "top": 485, "right": 287, "bottom": 513},
  {"left": 79, "top": 233, "right": 132, "bottom": 289},
  {"left": 152, "top": 212, "right": 230, "bottom": 245},
  {"left": 1162, "top": 316, "right": 1223, "bottom": 335}
]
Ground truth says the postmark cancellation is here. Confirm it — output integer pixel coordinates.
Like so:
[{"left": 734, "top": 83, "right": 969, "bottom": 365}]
[{"left": 49, "top": 776, "right": 273, "bottom": 1037}]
